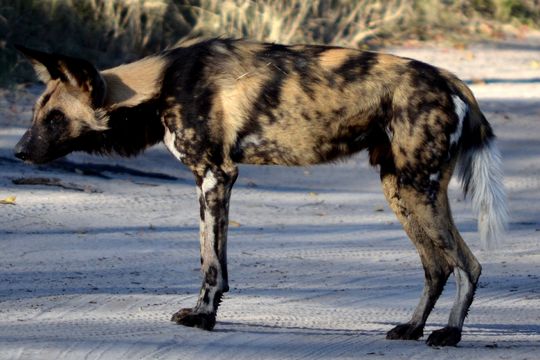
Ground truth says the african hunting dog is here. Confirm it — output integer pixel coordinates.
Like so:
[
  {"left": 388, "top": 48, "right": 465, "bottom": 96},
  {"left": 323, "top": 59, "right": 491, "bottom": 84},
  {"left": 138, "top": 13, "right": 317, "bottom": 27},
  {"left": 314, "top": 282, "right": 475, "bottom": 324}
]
[{"left": 14, "top": 38, "right": 507, "bottom": 346}]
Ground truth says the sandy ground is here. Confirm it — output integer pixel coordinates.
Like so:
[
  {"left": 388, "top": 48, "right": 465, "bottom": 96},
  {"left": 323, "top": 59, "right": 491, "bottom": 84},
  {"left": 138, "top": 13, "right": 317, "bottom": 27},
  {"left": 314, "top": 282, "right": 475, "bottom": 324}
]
[{"left": 0, "top": 40, "right": 539, "bottom": 359}]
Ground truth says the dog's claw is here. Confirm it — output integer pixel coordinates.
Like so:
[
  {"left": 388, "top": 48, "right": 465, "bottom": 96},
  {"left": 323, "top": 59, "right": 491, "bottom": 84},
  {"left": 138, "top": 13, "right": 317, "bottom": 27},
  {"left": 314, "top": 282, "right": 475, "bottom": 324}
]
[
  {"left": 386, "top": 323, "right": 424, "bottom": 340},
  {"left": 426, "top": 327, "right": 461, "bottom": 347},
  {"left": 171, "top": 308, "right": 216, "bottom": 331}
]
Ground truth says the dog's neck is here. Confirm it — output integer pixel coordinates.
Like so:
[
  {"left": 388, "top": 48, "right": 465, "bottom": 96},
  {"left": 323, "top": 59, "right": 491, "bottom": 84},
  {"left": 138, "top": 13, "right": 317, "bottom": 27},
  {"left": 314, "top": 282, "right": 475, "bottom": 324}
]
[
  {"left": 101, "top": 55, "right": 168, "bottom": 108},
  {"left": 87, "top": 98, "right": 165, "bottom": 157},
  {"left": 77, "top": 56, "right": 171, "bottom": 157}
]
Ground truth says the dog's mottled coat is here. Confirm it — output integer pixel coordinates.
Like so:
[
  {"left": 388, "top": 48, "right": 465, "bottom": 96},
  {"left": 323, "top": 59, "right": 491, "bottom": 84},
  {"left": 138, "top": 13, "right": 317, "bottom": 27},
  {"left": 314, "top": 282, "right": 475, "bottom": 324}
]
[{"left": 14, "top": 38, "right": 507, "bottom": 346}]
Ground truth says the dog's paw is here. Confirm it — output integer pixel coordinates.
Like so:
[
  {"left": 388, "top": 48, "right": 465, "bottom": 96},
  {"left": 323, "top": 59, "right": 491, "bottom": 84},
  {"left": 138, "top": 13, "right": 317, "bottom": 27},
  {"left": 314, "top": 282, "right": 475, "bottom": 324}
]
[
  {"left": 426, "top": 327, "right": 461, "bottom": 347},
  {"left": 171, "top": 308, "right": 216, "bottom": 331},
  {"left": 386, "top": 323, "right": 424, "bottom": 340}
]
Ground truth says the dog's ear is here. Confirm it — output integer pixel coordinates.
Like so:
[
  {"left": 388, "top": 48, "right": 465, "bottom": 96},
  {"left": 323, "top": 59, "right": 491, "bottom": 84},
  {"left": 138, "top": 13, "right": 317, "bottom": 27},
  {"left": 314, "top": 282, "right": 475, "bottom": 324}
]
[
  {"left": 14, "top": 44, "right": 62, "bottom": 83},
  {"left": 14, "top": 45, "right": 106, "bottom": 107}
]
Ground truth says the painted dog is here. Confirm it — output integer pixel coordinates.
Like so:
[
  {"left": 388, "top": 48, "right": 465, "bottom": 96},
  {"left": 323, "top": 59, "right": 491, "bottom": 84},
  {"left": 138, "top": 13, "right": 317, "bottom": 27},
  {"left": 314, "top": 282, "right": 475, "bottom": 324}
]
[{"left": 14, "top": 38, "right": 507, "bottom": 346}]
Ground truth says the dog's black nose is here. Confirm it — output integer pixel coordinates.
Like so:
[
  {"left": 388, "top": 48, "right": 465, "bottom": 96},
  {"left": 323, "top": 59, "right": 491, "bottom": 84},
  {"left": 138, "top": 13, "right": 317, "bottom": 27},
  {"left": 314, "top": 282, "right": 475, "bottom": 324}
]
[
  {"left": 14, "top": 130, "right": 32, "bottom": 161},
  {"left": 14, "top": 140, "right": 31, "bottom": 161},
  {"left": 14, "top": 148, "right": 28, "bottom": 161}
]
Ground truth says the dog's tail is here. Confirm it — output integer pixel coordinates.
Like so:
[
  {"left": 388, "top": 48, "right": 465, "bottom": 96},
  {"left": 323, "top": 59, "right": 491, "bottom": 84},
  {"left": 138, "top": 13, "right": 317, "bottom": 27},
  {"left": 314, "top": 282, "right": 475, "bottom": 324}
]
[{"left": 447, "top": 76, "right": 508, "bottom": 250}]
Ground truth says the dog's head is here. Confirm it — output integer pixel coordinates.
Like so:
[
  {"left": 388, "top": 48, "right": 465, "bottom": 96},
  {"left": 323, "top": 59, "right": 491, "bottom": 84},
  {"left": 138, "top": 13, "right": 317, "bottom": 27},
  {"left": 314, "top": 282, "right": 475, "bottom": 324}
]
[{"left": 13, "top": 46, "right": 107, "bottom": 164}]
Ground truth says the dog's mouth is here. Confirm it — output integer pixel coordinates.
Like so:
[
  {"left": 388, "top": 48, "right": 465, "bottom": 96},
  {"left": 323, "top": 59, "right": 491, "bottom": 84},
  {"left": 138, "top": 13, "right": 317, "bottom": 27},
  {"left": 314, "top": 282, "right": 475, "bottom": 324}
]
[{"left": 14, "top": 146, "right": 71, "bottom": 165}]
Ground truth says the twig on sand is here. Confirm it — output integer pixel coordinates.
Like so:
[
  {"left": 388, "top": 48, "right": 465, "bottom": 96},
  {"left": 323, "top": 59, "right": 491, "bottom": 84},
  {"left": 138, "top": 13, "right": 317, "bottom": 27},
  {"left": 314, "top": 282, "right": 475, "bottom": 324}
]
[
  {"left": 12, "top": 177, "right": 102, "bottom": 193},
  {"left": 42, "top": 160, "right": 181, "bottom": 181},
  {"left": 0, "top": 156, "right": 181, "bottom": 181}
]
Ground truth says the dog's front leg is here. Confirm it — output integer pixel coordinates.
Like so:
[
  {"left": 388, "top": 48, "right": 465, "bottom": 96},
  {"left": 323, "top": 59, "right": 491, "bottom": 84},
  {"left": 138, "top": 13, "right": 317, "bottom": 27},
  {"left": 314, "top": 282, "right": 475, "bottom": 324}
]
[{"left": 172, "top": 166, "right": 238, "bottom": 330}]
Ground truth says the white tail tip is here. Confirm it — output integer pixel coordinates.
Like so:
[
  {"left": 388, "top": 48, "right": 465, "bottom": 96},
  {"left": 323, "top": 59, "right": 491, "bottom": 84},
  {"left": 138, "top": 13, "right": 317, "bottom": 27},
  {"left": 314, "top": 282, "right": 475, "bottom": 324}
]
[{"left": 458, "top": 140, "right": 509, "bottom": 250}]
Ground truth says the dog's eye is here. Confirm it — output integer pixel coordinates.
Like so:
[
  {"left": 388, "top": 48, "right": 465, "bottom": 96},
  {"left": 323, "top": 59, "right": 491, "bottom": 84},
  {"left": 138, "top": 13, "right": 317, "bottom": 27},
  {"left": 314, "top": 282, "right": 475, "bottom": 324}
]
[{"left": 45, "top": 110, "right": 65, "bottom": 125}]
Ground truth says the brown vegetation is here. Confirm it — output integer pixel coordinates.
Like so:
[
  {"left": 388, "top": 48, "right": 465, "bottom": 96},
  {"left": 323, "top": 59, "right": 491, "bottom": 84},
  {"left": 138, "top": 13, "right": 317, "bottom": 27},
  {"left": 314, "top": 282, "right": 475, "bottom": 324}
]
[{"left": 1, "top": 0, "right": 539, "bottom": 85}]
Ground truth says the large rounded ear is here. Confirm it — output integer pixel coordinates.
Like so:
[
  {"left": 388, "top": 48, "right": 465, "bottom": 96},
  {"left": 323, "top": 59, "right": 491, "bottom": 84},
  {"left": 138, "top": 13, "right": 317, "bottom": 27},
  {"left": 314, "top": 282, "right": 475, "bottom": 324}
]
[
  {"left": 14, "top": 44, "right": 62, "bottom": 83},
  {"left": 15, "top": 45, "right": 107, "bottom": 107}
]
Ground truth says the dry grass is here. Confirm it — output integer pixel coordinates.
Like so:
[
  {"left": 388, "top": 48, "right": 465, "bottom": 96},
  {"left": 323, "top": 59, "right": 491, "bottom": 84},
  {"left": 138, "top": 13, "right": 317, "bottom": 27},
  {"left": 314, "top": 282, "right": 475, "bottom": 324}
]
[
  {"left": 1, "top": 0, "right": 539, "bottom": 85},
  {"left": 183, "top": 0, "right": 411, "bottom": 46}
]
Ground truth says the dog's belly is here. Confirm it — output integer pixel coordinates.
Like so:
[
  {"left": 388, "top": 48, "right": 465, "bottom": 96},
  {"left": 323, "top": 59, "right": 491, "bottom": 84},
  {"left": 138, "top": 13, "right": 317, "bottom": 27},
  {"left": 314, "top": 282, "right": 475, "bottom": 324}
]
[{"left": 231, "top": 114, "right": 373, "bottom": 166}]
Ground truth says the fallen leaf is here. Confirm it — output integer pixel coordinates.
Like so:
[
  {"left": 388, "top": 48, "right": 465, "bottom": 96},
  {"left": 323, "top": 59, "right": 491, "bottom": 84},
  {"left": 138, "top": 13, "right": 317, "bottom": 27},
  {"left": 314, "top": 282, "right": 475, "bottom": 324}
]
[
  {"left": 0, "top": 195, "right": 16, "bottom": 205},
  {"left": 229, "top": 220, "right": 241, "bottom": 227},
  {"left": 308, "top": 192, "right": 318, "bottom": 197},
  {"left": 471, "top": 78, "right": 486, "bottom": 85},
  {"left": 530, "top": 60, "right": 540, "bottom": 69}
]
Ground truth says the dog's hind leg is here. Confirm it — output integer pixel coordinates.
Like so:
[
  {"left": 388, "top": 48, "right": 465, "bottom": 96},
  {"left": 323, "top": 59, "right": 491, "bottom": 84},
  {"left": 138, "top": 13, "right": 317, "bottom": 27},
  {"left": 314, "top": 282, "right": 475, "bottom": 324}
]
[
  {"left": 381, "top": 167, "right": 453, "bottom": 341},
  {"left": 425, "top": 212, "right": 482, "bottom": 347},
  {"left": 381, "top": 163, "right": 481, "bottom": 346},
  {"left": 172, "top": 164, "right": 238, "bottom": 330}
]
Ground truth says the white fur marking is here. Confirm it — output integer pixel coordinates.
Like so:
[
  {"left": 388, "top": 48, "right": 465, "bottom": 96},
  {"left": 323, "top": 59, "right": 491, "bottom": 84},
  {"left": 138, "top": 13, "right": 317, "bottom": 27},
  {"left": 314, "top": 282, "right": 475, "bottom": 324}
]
[
  {"left": 429, "top": 172, "right": 440, "bottom": 182},
  {"left": 410, "top": 286, "right": 430, "bottom": 324},
  {"left": 196, "top": 284, "right": 218, "bottom": 313},
  {"left": 449, "top": 268, "right": 472, "bottom": 328},
  {"left": 458, "top": 139, "right": 508, "bottom": 250},
  {"left": 240, "top": 134, "right": 263, "bottom": 148},
  {"left": 202, "top": 206, "right": 215, "bottom": 254},
  {"left": 385, "top": 125, "right": 393, "bottom": 141},
  {"left": 202, "top": 170, "right": 218, "bottom": 194},
  {"left": 197, "top": 203, "right": 220, "bottom": 313},
  {"left": 471, "top": 142, "right": 508, "bottom": 249},
  {"left": 163, "top": 129, "right": 185, "bottom": 161},
  {"left": 450, "top": 95, "right": 467, "bottom": 146}
]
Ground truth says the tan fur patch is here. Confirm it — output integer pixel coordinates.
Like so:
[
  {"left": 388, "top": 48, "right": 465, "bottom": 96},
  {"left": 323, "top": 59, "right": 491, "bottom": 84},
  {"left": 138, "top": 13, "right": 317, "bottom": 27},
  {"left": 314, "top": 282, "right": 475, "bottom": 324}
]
[
  {"left": 30, "top": 60, "right": 52, "bottom": 83},
  {"left": 216, "top": 74, "right": 264, "bottom": 148},
  {"left": 101, "top": 56, "right": 167, "bottom": 108},
  {"left": 36, "top": 80, "right": 105, "bottom": 133},
  {"left": 213, "top": 44, "right": 269, "bottom": 149},
  {"left": 318, "top": 49, "right": 358, "bottom": 70}
]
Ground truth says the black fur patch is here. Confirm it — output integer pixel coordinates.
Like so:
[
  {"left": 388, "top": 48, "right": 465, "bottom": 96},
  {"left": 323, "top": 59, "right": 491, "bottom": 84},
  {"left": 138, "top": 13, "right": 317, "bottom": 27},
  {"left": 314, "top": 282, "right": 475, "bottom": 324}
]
[
  {"left": 250, "top": 45, "right": 291, "bottom": 124},
  {"left": 336, "top": 52, "right": 379, "bottom": 82},
  {"left": 198, "top": 193, "right": 206, "bottom": 221},
  {"left": 386, "top": 323, "right": 424, "bottom": 340},
  {"left": 16, "top": 108, "right": 73, "bottom": 163},
  {"left": 205, "top": 265, "right": 218, "bottom": 287},
  {"left": 202, "top": 288, "right": 210, "bottom": 304},
  {"left": 161, "top": 47, "right": 225, "bottom": 168},
  {"left": 77, "top": 99, "right": 164, "bottom": 157},
  {"left": 408, "top": 60, "right": 453, "bottom": 94},
  {"left": 426, "top": 327, "right": 462, "bottom": 347},
  {"left": 41, "top": 92, "right": 52, "bottom": 107}
]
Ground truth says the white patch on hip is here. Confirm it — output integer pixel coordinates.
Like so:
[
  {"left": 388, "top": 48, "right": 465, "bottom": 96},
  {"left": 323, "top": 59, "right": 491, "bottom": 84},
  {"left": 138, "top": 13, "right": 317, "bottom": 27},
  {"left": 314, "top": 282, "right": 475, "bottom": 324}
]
[
  {"left": 202, "top": 170, "right": 218, "bottom": 194},
  {"left": 163, "top": 128, "right": 185, "bottom": 161},
  {"left": 450, "top": 95, "right": 467, "bottom": 147},
  {"left": 240, "top": 134, "right": 263, "bottom": 148}
]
